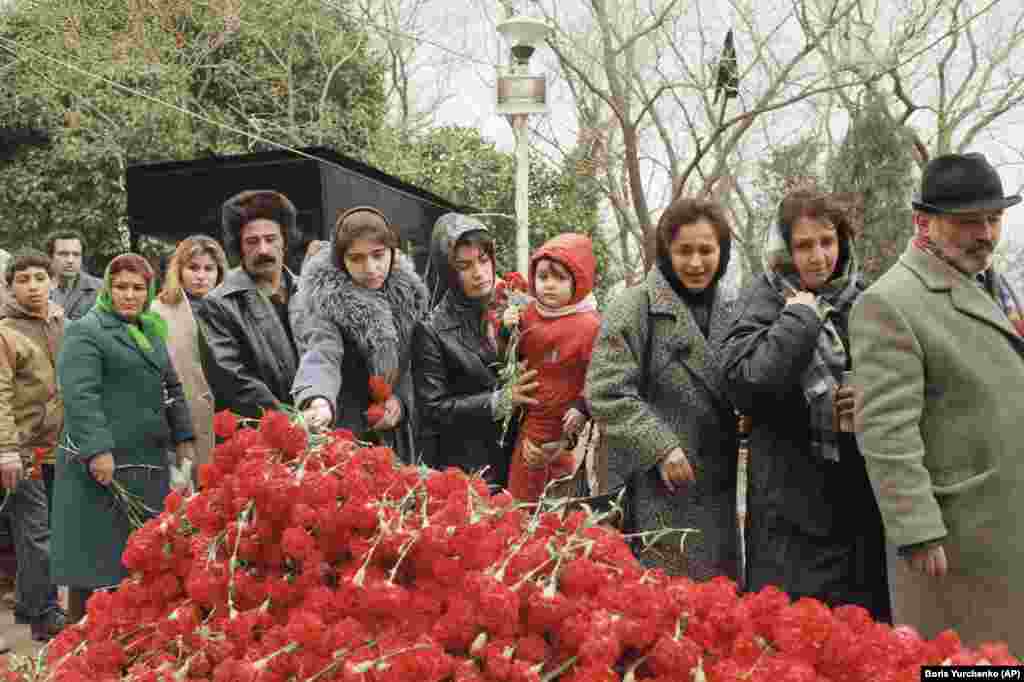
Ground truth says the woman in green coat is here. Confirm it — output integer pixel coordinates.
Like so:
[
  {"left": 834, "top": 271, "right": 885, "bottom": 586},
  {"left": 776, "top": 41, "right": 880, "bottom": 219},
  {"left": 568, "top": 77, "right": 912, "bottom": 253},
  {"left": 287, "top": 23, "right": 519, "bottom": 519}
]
[{"left": 53, "top": 254, "right": 195, "bottom": 622}]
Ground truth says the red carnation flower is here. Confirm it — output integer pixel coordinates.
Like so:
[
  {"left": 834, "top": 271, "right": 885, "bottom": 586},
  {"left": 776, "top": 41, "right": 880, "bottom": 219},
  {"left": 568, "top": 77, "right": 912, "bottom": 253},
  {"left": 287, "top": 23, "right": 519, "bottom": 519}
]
[
  {"left": 505, "top": 271, "right": 528, "bottom": 292},
  {"left": 212, "top": 410, "right": 239, "bottom": 439},
  {"left": 165, "top": 490, "right": 184, "bottom": 514},
  {"left": 368, "top": 375, "right": 393, "bottom": 403},
  {"left": 366, "top": 403, "right": 386, "bottom": 427}
]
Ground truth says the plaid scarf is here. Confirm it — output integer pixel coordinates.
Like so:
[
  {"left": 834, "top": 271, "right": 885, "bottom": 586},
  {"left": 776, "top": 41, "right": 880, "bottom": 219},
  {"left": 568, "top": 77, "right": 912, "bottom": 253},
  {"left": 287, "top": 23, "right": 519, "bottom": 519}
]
[
  {"left": 913, "top": 220, "right": 1024, "bottom": 338},
  {"left": 763, "top": 224, "right": 862, "bottom": 463}
]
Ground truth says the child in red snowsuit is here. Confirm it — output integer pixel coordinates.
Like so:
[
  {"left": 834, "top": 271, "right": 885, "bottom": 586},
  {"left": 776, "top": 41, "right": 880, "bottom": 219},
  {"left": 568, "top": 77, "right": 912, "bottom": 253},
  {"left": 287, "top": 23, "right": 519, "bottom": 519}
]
[{"left": 504, "top": 233, "right": 601, "bottom": 502}]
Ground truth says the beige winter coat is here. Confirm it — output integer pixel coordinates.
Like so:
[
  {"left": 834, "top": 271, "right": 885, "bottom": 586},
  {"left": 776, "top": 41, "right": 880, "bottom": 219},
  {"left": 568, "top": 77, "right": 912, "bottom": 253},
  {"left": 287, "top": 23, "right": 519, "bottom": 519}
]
[
  {"left": 850, "top": 244, "right": 1024, "bottom": 649},
  {"left": 152, "top": 296, "right": 215, "bottom": 477}
]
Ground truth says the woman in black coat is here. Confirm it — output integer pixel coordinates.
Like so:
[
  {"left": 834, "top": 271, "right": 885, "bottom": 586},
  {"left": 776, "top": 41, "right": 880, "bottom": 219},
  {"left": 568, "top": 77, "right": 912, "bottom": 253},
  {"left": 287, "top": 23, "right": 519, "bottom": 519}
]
[
  {"left": 413, "top": 214, "right": 537, "bottom": 488},
  {"left": 721, "top": 190, "right": 890, "bottom": 621}
]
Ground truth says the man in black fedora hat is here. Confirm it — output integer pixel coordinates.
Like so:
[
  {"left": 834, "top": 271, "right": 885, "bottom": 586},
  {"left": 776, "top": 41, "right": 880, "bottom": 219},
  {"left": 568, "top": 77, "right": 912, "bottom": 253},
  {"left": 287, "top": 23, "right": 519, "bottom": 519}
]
[{"left": 850, "top": 152, "right": 1024, "bottom": 648}]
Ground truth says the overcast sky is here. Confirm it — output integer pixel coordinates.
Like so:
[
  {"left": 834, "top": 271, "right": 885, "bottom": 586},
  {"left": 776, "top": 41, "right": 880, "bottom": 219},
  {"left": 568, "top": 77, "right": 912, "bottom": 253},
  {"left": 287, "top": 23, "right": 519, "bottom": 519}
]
[{"left": 406, "top": 0, "right": 1024, "bottom": 247}]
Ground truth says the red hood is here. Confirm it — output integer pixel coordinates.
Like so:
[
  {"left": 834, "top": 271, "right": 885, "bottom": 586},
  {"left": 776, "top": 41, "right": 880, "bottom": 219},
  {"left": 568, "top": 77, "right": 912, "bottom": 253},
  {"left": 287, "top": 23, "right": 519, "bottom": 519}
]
[{"left": 529, "top": 233, "right": 596, "bottom": 305}]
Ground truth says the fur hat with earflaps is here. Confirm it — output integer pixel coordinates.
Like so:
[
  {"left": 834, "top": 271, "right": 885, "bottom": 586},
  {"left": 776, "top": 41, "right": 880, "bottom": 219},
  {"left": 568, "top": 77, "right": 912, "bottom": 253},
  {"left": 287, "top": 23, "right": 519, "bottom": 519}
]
[{"left": 221, "top": 190, "right": 301, "bottom": 260}]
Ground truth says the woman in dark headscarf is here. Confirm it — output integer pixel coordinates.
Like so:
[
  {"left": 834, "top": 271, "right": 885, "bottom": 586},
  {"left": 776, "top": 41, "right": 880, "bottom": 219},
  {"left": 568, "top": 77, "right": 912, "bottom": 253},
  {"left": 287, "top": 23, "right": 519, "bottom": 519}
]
[
  {"left": 54, "top": 254, "right": 195, "bottom": 622},
  {"left": 412, "top": 214, "right": 538, "bottom": 488},
  {"left": 586, "top": 197, "right": 740, "bottom": 578},
  {"left": 720, "top": 190, "right": 890, "bottom": 621}
]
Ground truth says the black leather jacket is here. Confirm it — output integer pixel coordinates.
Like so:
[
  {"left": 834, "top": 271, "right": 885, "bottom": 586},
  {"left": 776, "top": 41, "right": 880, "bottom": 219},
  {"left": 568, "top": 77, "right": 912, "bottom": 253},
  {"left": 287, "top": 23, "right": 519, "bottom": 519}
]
[
  {"left": 413, "top": 213, "right": 515, "bottom": 487},
  {"left": 195, "top": 267, "right": 299, "bottom": 418}
]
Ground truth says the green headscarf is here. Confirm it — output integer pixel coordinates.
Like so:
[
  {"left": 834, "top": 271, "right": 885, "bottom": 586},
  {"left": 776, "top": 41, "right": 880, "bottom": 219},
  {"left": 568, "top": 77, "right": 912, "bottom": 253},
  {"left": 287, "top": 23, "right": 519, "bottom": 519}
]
[{"left": 93, "top": 254, "right": 168, "bottom": 353}]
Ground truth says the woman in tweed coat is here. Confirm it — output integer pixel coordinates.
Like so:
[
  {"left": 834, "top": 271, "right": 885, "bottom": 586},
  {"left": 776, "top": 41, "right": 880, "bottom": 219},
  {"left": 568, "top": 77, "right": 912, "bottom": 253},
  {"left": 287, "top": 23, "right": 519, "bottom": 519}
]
[{"left": 585, "top": 198, "right": 739, "bottom": 580}]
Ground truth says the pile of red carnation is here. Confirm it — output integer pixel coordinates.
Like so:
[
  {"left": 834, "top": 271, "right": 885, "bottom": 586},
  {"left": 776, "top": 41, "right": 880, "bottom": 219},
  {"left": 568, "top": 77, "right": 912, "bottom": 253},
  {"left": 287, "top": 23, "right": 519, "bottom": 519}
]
[{"left": 9, "top": 411, "right": 1017, "bottom": 682}]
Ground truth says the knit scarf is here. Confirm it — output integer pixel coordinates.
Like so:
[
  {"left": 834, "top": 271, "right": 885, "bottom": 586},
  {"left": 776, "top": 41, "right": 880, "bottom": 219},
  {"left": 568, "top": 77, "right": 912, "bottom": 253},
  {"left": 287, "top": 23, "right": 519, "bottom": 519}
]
[
  {"left": 534, "top": 293, "right": 598, "bottom": 319},
  {"left": 94, "top": 267, "right": 168, "bottom": 353},
  {"left": 763, "top": 223, "right": 862, "bottom": 463},
  {"left": 913, "top": 220, "right": 1024, "bottom": 338}
]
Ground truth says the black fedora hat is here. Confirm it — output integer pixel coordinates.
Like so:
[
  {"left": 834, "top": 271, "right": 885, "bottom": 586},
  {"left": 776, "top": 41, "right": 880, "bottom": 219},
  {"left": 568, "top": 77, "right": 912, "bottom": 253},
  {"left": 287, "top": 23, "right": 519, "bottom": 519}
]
[{"left": 912, "top": 153, "right": 1021, "bottom": 214}]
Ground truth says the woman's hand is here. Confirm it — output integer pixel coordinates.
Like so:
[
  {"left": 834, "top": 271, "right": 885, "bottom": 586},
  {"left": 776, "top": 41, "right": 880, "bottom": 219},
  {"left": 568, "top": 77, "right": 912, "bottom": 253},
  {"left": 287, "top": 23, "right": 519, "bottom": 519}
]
[
  {"left": 908, "top": 544, "right": 948, "bottom": 578},
  {"left": 303, "top": 398, "right": 334, "bottom": 432},
  {"left": 89, "top": 452, "right": 115, "bottom": 486},
  {"left": 175, "top": 441, "right": 196, "bottom": 468},
  {"left": 562, "top": 408, "right": 586, "bottom": 438},
  {"left": 832, "top": 384, "right": 861, "bottom": 432},
  {"left": 371, "top": 396, "right": 403, "bottom": 431},
  {"left": 503, "top": 306, "right": 521, "bottom": 329},
  {"left": 658, "top": 447, "right": 695, "bottom": 493},
  {"left": 509, "top": 366, "right": 540, "bottom": 408},
  {"left": 0, "top": 453, "right": 23, "bottom": 492}
]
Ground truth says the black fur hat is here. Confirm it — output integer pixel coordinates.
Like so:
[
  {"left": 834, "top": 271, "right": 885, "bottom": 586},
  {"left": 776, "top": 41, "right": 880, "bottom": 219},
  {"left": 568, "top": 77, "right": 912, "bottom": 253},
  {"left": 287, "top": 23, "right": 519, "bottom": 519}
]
[{"left": 221, "top": 190, "right": 300, "bottom": 260}]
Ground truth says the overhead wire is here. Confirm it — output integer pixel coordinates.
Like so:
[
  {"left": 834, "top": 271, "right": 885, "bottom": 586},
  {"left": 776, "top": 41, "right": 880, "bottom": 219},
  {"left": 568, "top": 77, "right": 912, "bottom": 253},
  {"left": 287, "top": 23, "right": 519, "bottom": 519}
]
[
  {"left": 0, "top": 1, "right": 502, "bottom": 171},
  {"left": 0, "top": 34, "right": 357, "bottom": 173}
]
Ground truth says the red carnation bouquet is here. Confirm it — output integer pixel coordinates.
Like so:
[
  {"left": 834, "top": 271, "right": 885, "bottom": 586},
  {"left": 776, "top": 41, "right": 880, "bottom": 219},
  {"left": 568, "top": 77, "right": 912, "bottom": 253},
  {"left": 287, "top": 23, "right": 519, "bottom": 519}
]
[
  {"left": 366, "top": 375, "right": 394, "bottom": 429},
  {"left": 6, "top": 410, "right": 1016, "bottom": 682},
  {"left": 28, "top": 447, "right": 48, "bottom": 480},
  {"left": 492, "top": 272, "right": 532, "bottom": 445}
]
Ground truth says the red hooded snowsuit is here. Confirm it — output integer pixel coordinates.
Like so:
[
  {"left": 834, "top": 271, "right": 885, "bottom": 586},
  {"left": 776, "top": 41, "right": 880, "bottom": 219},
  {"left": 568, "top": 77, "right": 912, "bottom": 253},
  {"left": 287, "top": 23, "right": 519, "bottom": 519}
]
[{"left": 507, "top": 233, "right": 601, "bottom": 502}]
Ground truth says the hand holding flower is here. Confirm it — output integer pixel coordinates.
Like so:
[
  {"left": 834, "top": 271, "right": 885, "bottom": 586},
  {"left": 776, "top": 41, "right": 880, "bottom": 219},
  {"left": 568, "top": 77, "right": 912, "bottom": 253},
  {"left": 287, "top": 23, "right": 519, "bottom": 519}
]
[
  {"left": 562, "top": 408, "right": 586, "bottom": 438},
  {"left": 90, "top": 452, "right": 115, "bottom": 486},
  {"left": 502, "top": 305, "right": 521, "bottom": 329},
  {"left": 369, "top": 396, "right": 402, "bottom": 431},
  {"left": 304, "top": 397, "right": 334, "bottom": 432}
]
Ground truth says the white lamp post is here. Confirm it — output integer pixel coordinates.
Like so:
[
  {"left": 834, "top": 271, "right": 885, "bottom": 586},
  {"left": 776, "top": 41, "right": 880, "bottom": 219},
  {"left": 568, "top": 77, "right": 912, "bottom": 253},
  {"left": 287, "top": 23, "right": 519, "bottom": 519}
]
[{"left": 496, "top": 14, "right": 551, "bottom": 276}]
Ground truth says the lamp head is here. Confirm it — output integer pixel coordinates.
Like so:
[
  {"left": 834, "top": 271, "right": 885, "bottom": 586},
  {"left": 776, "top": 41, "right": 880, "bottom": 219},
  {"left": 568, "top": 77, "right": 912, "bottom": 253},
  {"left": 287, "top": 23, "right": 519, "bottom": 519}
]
[
  {"left": 497, "top": 16, "right": 552, "bottom": 67},
  {"left": 511, "top": 44, "right": 535, "bottom": 66}
]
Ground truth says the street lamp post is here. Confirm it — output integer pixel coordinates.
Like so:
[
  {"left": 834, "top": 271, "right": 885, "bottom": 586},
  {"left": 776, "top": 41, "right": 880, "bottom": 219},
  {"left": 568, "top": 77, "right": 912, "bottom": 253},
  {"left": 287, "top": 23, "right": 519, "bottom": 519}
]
[{"left": 496, "top": 14, "right": 551, "bottom": 276}]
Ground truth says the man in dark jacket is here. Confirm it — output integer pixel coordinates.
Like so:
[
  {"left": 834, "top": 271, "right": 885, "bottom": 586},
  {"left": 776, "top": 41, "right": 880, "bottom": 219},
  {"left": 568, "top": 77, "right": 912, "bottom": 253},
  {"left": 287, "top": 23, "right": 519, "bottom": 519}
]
[
  {"left": 45, "top": 230, "right": 102, "bottom": 321},
  {"left": 195, "top": 190, "right": 301, "bottom": 418},
  {"left": 412, "top": 214, "right": 537, "bottom": 488}
]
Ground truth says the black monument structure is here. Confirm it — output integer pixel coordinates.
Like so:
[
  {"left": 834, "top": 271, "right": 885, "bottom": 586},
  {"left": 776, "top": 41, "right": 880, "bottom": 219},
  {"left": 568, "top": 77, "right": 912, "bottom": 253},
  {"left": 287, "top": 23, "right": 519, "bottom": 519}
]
[{"left": 125, "top": 146, "right": 469, "bottom": 277}]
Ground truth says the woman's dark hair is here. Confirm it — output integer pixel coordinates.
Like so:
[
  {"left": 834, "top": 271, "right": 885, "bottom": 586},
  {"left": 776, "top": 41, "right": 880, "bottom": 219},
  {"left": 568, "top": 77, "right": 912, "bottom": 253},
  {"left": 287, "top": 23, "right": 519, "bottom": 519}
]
[
  {"left": 5, "top": 249, "right": 53, "bottom": 286},
  {"left": 44, "top": 230, "right": 87, "bottom": 257},
  {"left": 655, "top": 197, "right": 732, "bottom": 283},
  {"left": 777, "top": 190, "right": 854, "bottom": 276},
  {"left": 334, "top": 207, "right": 399, "bottom": 259},
  {"left": 451, "top": 229, "right": 496, "bottom": 265}
]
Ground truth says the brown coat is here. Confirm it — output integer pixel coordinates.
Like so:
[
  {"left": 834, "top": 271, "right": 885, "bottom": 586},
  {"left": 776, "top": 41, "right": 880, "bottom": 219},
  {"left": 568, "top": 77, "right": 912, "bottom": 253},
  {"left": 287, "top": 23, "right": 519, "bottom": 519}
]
[
  {"left": 0, "top": 298, "right": 64, "bottom": 464},
  {"left": 850, "top": 244, "right": 1024, "bottom": 648},
  {"left": 152, "top": 296, "right": 215, "bottom": 474}
]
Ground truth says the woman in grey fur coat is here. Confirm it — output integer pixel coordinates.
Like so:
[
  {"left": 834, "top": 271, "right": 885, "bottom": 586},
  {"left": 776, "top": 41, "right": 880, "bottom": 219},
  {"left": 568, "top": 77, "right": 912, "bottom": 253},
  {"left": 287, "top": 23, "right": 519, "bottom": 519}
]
[
  {"left": 585, "top": 198, "right": 740, "bottom": 580},
  {"left": 291, "top": 207, "right": 429, "bottom": 463}
]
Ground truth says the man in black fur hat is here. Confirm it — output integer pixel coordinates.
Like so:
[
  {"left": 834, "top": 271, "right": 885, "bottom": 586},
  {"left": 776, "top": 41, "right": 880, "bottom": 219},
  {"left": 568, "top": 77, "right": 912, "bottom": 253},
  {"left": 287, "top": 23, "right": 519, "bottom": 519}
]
[{"left": 195, "top": 190, "right": 301, "bottom": 419}]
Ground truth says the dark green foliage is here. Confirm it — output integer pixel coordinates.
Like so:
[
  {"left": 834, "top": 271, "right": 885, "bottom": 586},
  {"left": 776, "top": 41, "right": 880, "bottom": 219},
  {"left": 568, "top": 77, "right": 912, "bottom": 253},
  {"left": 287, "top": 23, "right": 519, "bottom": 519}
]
[{"left": 827, "top": 97, "right": 917, "bottom": 283}]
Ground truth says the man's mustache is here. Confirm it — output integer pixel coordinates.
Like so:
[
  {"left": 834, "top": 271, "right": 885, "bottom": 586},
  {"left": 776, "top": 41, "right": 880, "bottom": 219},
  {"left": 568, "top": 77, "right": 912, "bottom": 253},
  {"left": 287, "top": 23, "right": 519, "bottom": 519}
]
[{"left": 253, "top": 255, "right": 278, "bottom": 265}]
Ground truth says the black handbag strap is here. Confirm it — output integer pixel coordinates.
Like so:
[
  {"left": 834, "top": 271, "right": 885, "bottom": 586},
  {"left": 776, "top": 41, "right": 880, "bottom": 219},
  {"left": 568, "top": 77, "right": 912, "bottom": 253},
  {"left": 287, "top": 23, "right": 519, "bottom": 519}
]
[{"left": 640, "top": 290, "right": 654, "bottom": 400}]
